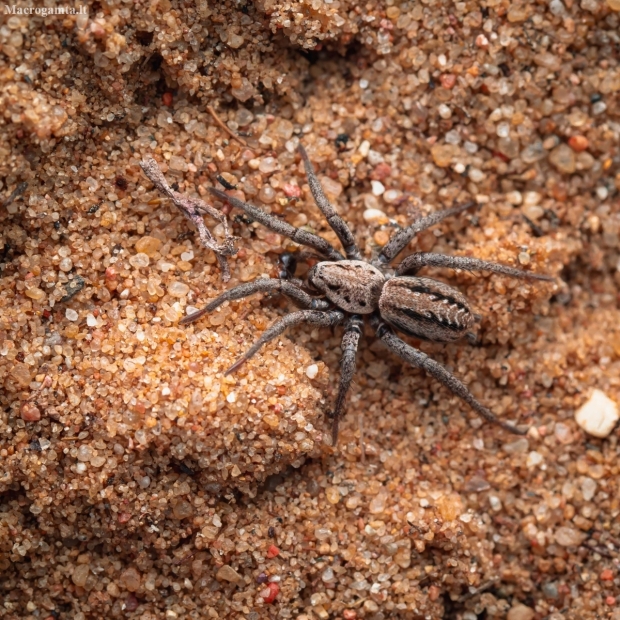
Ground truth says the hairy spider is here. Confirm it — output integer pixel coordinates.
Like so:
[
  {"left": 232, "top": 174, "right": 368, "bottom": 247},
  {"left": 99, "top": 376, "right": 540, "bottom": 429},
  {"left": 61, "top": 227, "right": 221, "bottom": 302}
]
[{"left": 181, "top": 145, "right": 553, "bottom": 444}]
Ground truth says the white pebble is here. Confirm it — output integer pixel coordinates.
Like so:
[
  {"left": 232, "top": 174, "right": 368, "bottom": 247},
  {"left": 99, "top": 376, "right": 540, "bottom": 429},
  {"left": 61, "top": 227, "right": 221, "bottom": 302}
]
[
  {"left": 168, "top": 281, "right": 190, "bottom": 297},
  {"left": 445, "top": 130, "right": 461, "bottom": 145},
  {"left": 526, "top": 451, "right": 543, "bottom": 467},
  {"left": 506, "top": 190, "right": 522, "bottom": 205},
  {"left": 65, "top": 308, "right": 79, "bottom": 322},
  {"left": 157, "top": 261, "right": 175, "bottom": 273},
  {"left": 180, "top": 250, "right": 194, "bottom": 261},
  {"left": 575, "top": 389, "right": 619, "bottom": 438},
  {"left": 463, "top": 140, "right": 478, "bottom": 154},
  {"left": 383, "top": 189, "right": 401, "bottom": 204},
  {"left": 468, "top": 168, "right": 485, "bottom": 182},
  {"left": 358, "top": 140, "right": 371, "bottom": 157},
  {"left": 523, "top": 191, "right": 542, "bottom": 207},
  {"left": 305, "top": 364, "right": 318, "bottom": 379},
  {"left": 363, "top": 208, "right": 389, "bottom": 225},
  {"left": 367, "top": 150, "right": 384, "bottom": 166},
  {"left": 226, "top": 391, "right": 237, "bottom": 403},
  {"left": 86, "top": 313, "right": 97, "bottom": 327},
  {"left": 59, "top": 257, "right": 73, "bottom": 272},
  {"left": 438, "top": 104, "right": 452, "bottom": 119},
  {"left": 596, "top": 186, "right": 608, "bottom": 200},
  {"left": 371, "top": 180, "right": 385, "bottom": 196},
  {"left": 359, "top": 79, "right": 369, "bottom": 89},
  {"left": 129, "top": 253, "right": 150, "bottom": 269},
  {"left": 581, "top": 477, "right": 597, "bottom": 501},
  {"left": 496, "top": 122, "right": 510, "bottom": 138}
]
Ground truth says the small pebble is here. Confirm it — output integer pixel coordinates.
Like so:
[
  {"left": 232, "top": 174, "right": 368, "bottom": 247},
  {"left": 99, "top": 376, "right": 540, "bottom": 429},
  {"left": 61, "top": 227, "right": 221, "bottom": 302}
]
[
  {"left": 370, "top": 180, "right": 385, "bottom": 196},
  {"left": 216, "top": 565, "right": 243, "bottom": 584},
  {"left": 135, "top": 236, "right": 162, "bottom": 256},
  {"left": 363, "top": 208, "right": 389, "bottom": 225},
  {"left": 21, "top": 402, "right": 41, "bottom": 422},
  {"left": 503, "top": 437, "right": 529, "bottom": 453},
  {"left": 555, "top": 526, "right": 587, "bottom": 547},
  {"left": 506, "top": 191, "right": 522, "bottom": 205},
  {"left": 325, "top": 487, "right": 340, "bottom": 504},
  {"left": 305, "top": 364, "right": 318, "bottom": 379},
  {"left": 526, "top": 451, "right": 543, "bottom": 467},
  {"left": 129, "top": 253, "right": 150, "bottom": 269},
  {"left": 575, "top": 389, "right": 619, "bottom": 438},
  {"left": 65, "top": 308, "right": 79, "bottom": 322},
  {"left": 168, "top": 281, "right": 190, "bottom": 297},
  {"left": 383, "top": 189, "right": 401, "bottom": 204},
  {"left": 180, "top": 250, "right": 194, "bottom": 261},
  {"left": 430, "top": 144, "right": 455, "bottom": 167},
  {"left": 468, "top": 168, "right": 485, "bottom": 182},
  {"left": 581, "top": 477, "right": 597, "bottom": 501},
  {"left": 554, "top": 422, "right": 573, "bottom": 444},
  {"left": 261, "top": 582, "right": 280, "bottom": 603},
  {"left": 119, "top": 567, "right": 141, "bottom": 592},
  {"left": 507, "top": 604, "right": 535, "bottom": 620},
  {"left": 266, "top": 544, "right": 279, "bottom": 558},
  {"left": 72, "top": 564, "right": 90, "bottom": 588},
  {"left": 549, "top": 144, "right": 576, "bottom": 174},
  {"left": 568, "top": 135, "right": 589, "bottom": 152}
]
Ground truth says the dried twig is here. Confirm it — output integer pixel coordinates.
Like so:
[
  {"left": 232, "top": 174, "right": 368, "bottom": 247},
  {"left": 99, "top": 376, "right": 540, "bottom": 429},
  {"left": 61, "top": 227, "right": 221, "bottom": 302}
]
[
  {"left": 139, "top": 158, "right": 237, "bottom": 281},
  {"left": 207, "top": 105, "right": 247, "bottom": 146},
  {"left": 457, "top": 578, "right": 498, "bottom": 603},
  {"left": 2, "top": 182, "right": 28, "bottom": 207}
]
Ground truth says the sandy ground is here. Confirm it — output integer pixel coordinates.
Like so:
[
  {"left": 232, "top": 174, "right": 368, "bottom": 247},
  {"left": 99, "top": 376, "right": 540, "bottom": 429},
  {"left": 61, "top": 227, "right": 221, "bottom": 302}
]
[{"left": 1, "top": 0, "right": 620, "bottom": 618}]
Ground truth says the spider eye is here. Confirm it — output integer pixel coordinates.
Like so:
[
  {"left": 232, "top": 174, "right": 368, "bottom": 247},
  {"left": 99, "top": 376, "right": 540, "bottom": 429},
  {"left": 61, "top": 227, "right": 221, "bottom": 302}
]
[
  {"left": 328, "top": 284, "right": 339, "bottom": 291},
  {"left": 359, "top": 301, "right": 366, "bottom": 307}
]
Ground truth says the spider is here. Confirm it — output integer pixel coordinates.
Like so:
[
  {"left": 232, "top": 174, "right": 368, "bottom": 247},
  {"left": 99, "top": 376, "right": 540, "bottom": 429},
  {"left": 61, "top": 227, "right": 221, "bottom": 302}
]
[{"left": 181, "top": 145, "right": 553, "bottom": 444}]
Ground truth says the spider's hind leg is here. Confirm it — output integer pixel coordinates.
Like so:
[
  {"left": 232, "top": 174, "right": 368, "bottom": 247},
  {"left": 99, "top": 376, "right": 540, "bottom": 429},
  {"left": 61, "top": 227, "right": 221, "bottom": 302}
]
[
  {"left": 371, "top": 316, "right": 528, "bottom": 435},
  {"left": 226, "top": 310, "right": 345, "bottom": 375},
  {"left": 330, "top": 314, "right": 363, "bottom": 445}
]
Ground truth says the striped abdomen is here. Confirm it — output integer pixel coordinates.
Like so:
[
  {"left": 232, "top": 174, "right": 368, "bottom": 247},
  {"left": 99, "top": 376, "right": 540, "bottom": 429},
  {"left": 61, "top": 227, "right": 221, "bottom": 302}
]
[{"left": 378, "top": 276, "right": 475, "bottom": 342}]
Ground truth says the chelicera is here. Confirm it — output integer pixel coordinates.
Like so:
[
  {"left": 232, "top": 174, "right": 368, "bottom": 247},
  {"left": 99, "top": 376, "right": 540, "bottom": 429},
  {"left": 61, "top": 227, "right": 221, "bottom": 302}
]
[{"left": 182, "top": 146, "right": 553, "bottom": 444}]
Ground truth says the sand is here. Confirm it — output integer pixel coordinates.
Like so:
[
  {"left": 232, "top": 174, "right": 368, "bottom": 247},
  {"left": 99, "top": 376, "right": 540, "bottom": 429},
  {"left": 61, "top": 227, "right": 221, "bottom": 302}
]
[{"left": 1, "top": 0, "right": 620, "bottom": 618}]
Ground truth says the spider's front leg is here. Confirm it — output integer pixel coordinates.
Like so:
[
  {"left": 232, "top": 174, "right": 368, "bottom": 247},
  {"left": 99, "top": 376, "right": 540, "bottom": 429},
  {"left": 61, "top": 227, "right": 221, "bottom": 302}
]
[
  {"left": 329, "top": 314, "right": 363, "bottom": 445},
  {"left": 298, "top": 145, "right": 362, "bottom": 261},
  {"left": 180, "top": 279, "right": 330, "bottom": 325},
  {"left": 370, "top": 316, "right": 528, "bottom": 435},
  {"left": 396, "top": 252, "right": 554, "bottom": 281},
  {"left": 209, "top": 188, "right": 344, "bottom": 262},
  {"left": 374, "top": 201, "right": 477, "bottom": 267}
]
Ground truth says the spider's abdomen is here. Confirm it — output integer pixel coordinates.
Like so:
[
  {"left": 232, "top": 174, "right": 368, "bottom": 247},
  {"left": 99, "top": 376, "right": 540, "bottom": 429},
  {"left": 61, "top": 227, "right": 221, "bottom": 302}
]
[
  {"left": 308, "top": 260, "right": 384, "bottom": 314},
  {"left": 379, "top": 276, "right": 475, "bottom": 342}
]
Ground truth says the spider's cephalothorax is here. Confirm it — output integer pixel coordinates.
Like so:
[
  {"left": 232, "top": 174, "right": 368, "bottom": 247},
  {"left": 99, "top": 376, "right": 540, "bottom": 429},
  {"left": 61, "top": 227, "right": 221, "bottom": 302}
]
[{"left": 181, "top": 145, "right": 553, "bottom": 444}]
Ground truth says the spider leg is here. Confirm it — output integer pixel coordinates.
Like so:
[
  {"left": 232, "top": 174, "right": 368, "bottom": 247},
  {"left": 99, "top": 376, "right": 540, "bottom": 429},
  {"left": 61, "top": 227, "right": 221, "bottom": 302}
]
[
  {"left": 209, "top": 188, "right": 344, "bottom": 262},
  {"left": 396, "top": 252, "right": 554, "bottom": 281},
  {"left": 225, "top": 310, "right": 345, "bottom": 375},
  {"left": 370, "top": 316, "right": 527, "bottom": 435},
  {"left": 298, "top": 145, "right": 362, "bottom": 260},
  {"left": 374, "top": 201, "right": 477, "bottom": 267},
  {"left": 180, "top": 279, "right": 330, "bottom": 325},
  {"left": 330, "top": 314, "right": 363, "bottom": 445}
]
